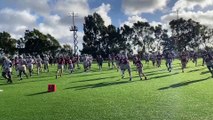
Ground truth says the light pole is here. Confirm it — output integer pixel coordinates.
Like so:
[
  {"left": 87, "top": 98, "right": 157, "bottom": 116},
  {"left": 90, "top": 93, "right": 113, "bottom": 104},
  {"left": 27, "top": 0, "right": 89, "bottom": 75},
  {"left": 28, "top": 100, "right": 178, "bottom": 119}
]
[{"left": 69, "top": 12, "right": 78, "bottom": 55}]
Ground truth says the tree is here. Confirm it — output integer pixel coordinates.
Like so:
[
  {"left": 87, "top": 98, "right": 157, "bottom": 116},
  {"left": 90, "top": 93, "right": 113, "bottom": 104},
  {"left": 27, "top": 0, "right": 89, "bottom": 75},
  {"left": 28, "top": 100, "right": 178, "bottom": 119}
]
[
  {"left": 104, "top": 25, "right": 123, "bottom": 55},
  {"left": 132, "top": 21, "right": 155, "bottom": 53},
  {"left": 24, "top": 29, "right": 61, "bottom": 55},
  {"left": 199, "top": 25, "right": 213, "bottom": 49},
  {"left": 0, "top": 31, "right": 16, "bottom": 54},
  {"left": 60, "top": 44, "right": 73, "bottom": 56},
  {"left": 81, "top": 13, "right": 106, "bottom": 57},
  {"left": 46, "top": 34, "right": 61, "bottom": 56},
  {"left": 161, "top": 30, "right": 175, "bottom": 51},
  {"left": 153, "top": 25, "right": 164, "bottom": 51},
  {"left": 16, "top": 38, "right": 26, "bottom": 54},
  {"left": 169, "top": 18, "right": 202, "bottom": 51},
  {"left": 120, "top": 24, "right": 133, "bottom": 53}
]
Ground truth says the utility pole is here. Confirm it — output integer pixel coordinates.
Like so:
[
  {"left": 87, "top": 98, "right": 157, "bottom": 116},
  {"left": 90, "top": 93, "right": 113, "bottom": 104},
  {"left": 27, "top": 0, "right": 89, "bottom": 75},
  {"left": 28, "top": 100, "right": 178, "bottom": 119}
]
[{"left": 70, "top": 12, "right": 78, "bottom": 55}]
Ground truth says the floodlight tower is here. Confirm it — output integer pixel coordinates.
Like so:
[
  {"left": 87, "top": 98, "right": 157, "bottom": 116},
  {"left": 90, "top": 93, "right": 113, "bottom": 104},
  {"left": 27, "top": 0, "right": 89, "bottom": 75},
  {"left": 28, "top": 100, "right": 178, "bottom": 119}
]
[{"left": 70, "top": 12, "right": 78, "bottom": 55}]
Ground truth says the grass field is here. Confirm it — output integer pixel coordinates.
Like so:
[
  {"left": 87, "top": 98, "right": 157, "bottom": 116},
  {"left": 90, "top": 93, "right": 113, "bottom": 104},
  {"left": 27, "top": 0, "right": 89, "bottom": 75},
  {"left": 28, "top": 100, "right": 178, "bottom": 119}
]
[{"left": 0, "top": 59, "right": 213, "bottom": 120}]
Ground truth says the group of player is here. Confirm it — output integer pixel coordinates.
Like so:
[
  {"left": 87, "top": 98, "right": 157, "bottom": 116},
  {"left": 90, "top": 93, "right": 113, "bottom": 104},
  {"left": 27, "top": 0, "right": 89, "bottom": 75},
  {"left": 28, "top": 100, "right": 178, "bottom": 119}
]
[
  {"left": 1, "top": 54, "right": 82, "bottom": 83},
  {"left": 1, "top": 54, "right": 52, "bottom": 83},
  {"left": 1, "top": 49, "right": 213, "bottom": 84},
  {"left": 97, "top": 53, "right": 148, "bottom": 81},
  {"left": 143, "top": 50, "right": 213, "bottom": 74}
]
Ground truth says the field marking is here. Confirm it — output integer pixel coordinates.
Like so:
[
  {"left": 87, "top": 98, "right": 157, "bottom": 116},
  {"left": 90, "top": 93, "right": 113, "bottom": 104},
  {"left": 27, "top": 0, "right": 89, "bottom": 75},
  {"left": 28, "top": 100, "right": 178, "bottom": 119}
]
[{"left": 0, "top": 89, "right": 3, "bottom": 92}]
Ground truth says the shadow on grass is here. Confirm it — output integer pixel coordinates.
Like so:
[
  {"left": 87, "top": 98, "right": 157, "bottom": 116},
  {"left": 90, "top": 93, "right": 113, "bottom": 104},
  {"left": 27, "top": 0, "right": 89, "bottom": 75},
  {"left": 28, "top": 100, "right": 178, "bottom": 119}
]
[
  {"left": 81, "top": 66, "right": 108, "bottom": 72},
  {"left": 187, "top": 67, "right": 206, "bottom": 73},
  {"left": 200, "top": 71, "right": 210, "bottom": 75},
  {"left": 0, "top": 78, "right": 51, "bottom": 86},
  {"left": 145, "top": 69, "right": 168, "bottom": 74},
  {"left": 146, "top": 71, "right": 170, "bottom": 76},
  {"left": 65, "top": 80, "right": 132, "bottom": 90},
  {"left": 72, "top": 70, "right": 117, "bottom": 78},
  {"left": 70, "top": 76, "right": 118, "bottom": 83},
  {"left": 90, "top": 68, "right": 116, "bottom": 72},
  {"left": 158, "top": 77, "right": 211, "bottom": 90},
  {"left": 26, "top": 91, "right": 50, "bottom": 96},
  {"left": 29, "top": 74, "right": 53, "bottom": 79},
  {"left": 148, "top": 72, "right": 179, "bottom": 80}
]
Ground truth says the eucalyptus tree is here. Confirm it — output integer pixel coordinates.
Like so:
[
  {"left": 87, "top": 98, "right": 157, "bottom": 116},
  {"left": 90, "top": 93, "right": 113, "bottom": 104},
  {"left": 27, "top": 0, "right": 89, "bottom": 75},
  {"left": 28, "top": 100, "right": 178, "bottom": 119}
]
[
  {"left": 169, "top": 18, "right": 202, "bottom": 51},
  {"left": 0, "top": 31, "right": 16, "bottom": 54}
]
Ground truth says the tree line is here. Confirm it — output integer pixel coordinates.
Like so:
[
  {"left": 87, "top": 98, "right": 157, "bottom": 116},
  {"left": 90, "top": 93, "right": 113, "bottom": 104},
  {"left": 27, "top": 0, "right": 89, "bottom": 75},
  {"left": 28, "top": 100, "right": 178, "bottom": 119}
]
[
  {"left": 81, "top": 13, "right": 213, "bottom": 58},
  {"left": 0, "top": 29, "right": 73, "bottom": 56}
]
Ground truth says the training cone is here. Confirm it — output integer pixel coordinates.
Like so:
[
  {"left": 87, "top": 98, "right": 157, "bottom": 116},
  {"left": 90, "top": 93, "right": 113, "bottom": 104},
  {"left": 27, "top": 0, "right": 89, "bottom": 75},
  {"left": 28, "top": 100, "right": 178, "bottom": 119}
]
[{"left": 48, "top": 84, "right": 56, "bottom": 92}]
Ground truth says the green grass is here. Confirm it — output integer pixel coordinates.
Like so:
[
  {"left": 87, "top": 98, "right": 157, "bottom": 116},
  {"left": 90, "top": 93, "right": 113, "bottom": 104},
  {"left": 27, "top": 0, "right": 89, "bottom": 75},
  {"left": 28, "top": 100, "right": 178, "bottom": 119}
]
[{"left": 0, "top": 59, "right": 213, "bottom": 120}]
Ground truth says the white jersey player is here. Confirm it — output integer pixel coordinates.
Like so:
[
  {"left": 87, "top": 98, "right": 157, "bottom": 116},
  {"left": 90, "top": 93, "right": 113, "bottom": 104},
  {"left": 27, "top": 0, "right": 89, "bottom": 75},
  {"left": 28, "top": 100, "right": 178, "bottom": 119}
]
[
  {"left": 18, "top": 56, "right": 28, "bottom": 80},
  {"left": 2, "top": 56, "right": 13, "bottom": 83},
  {"left": 26, "top": 56, "right": 34, "bottom": 76},
  {"left": 36, "top": 55, "right": 43, "bottom": 75},
  {"left": 43, "top": 55, "right": 49, "bottom": 72}
]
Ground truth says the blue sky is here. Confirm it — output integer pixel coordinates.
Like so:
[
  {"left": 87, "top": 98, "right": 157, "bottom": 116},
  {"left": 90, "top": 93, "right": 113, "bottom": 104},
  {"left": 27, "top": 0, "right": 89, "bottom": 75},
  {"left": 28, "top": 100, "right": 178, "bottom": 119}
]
[
  {"left": 0, "top": 0, "right": 213, "bottom": 49},
  {"left": 88, "top": 0, "right": 126, "bottom": 26}
]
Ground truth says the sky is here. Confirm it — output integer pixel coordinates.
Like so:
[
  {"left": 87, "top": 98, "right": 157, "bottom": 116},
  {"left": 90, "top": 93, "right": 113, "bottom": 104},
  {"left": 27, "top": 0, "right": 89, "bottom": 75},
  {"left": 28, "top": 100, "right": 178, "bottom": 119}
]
[{"left": 0, "top": 0, "right": 213, "bottom": 51}]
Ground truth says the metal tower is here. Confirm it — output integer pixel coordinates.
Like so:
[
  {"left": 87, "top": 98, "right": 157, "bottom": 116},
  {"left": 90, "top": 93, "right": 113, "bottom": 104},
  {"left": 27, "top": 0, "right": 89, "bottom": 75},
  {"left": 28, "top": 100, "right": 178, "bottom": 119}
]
[{"left": 70, "top": 12, "right": 78, "bottom": 55}]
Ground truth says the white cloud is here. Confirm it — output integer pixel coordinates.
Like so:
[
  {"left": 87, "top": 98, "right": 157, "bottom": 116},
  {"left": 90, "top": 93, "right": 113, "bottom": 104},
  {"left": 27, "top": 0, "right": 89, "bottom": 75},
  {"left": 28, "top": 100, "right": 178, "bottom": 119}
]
[
  {"left": 122, "top": 0, "right": 168, "bottom": 15},
  {"left": 0, "top": 0, "right": 112, "bottom": 43},
  {"left": 161, "top": 10, "right": 213, "bottom": 27},
  {"left": 1, "top": 0, "right": 50, "bottom": 16},
  {"left": 0, "top": 0, "right": 90, "bottom": 51},
  {"left": 37, "top": 14, "right": 84, "bottom": 48},
  {"left": 0, "top": 8, "right": 37, "bottom": 25},
  {"left": 120, "top": 15, "right": 147, "bottom": 27},
  {"left": 0, "top": 8, "right": 37, "bottom": 38},
  {"left": 172, "top": 0, "right": 213, "bottom": 11},
  {"left": 93, "top": 3, "right": 112, "bottom": 26},
  {"left": 53, "top": 0, "right": 90, "bottom": 26},
  {"left": 37, "top": 25, "right": 84, "bottom": 51},
  {"left": 54, "top": 0, "right": 90, "bottom": 17},
  {"left": 15, "top": 26, "right": 28, "bottom": 32}
]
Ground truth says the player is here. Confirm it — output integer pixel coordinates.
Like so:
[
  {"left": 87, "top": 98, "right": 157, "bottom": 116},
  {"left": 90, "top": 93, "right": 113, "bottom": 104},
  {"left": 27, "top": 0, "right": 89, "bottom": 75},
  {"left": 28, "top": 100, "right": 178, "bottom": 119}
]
[
  {"left": 111, "top": 53, "right": 116, "bottom": 69},
  {"left": 96, "top": 55, "right": 104, "bottom": 71},
  {"left": 156, "top": 52, "right": 162, "bottom": 68},
  {"left": 75, "top": 54, "right": 81, "bottom": 69},
  {"left": 204, "top": 52, "right": 213, "bottom": 78},
  {"left": 49, "top": 55, "right": 54, "bottom": 66},
  {"left": 135, "top": 56, "right": 147, "bottom": 80},
  {"left": 2, "top": 56, "right": 13, "bottom": 83},
  {"left": 202, "top": 50, "right": 207, "bottom": 66},
  {"left": 88, "top": 55, "right": 93, "bottom": 70},
  {"left": 43, "top": 55, "right": 49, "bottom": 72},
  {"left": 36, "top": 55, "right": 43, "bottom": 75},
  {"left": 13, "top": 56, "right": 19, "bottom": 76},
  {"left": 150, "top": 53, "right": 156, "bottom": 67},
  {"left": 180, "top": 51, "right": 188, "bottom": 73},
  {"left": 132, "top": 55, "right": 137, "bottom": 66},
  {"left": 165, "top": 51, "right": 173, "bottom": 72},
  {"left": 18, "top": 56, "right": 28, "bottom": 80},
  {"left": 192, "top": 52, "right": 198, "bottom": 67},
  {"left": 68, "top": 57, "right": 74, "bottom": 74},
  {"left": 108, "top": 54, "right": 112, "bottom": 69},
  {"left": 115, "top": 54, "right": 120, "bottom": 72},
  {"left": 119, "top": 54, "right": 132, "bottom": 81},
  {"left": 26, "top": 55, "right": 34, "bottom": 77},
  {"left": 56, "top": 55, "right": 65, "bottom": 79},
  {"left": 144, "top": 53, "right": 150, "bottom": 65}
]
